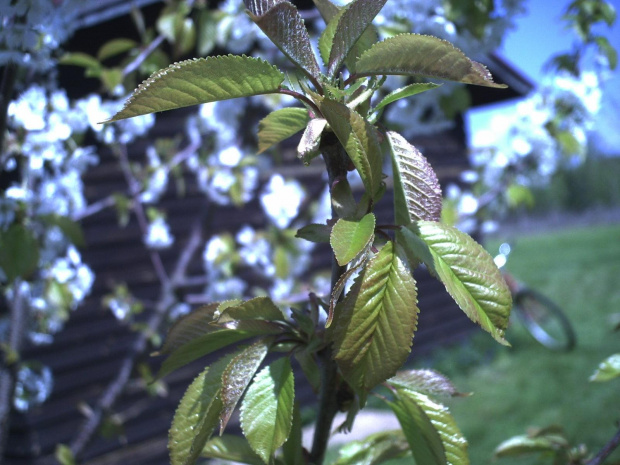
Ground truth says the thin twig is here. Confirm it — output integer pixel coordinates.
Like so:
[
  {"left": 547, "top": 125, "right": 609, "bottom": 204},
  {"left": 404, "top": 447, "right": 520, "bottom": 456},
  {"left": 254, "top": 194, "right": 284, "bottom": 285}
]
[
  {"left": 122, "top": 34, "right": 165, "bottom": 77},
  {"left": 68, "top": 212, "right": 206, "bottom": 460},
  {"left": 585, "top": 424, "right": 620, "bottom": 465}
]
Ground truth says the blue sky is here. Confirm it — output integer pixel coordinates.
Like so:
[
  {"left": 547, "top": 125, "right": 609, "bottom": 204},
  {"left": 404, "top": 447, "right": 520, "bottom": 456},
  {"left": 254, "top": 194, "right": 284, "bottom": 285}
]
[{"left": 467, "top": 0, "right": 620, "bottom": 155}]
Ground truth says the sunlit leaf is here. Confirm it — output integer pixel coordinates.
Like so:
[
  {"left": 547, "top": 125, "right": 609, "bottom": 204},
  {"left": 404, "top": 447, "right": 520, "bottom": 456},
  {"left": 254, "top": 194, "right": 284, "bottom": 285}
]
[
  {"left": 387, "top": 131, "right": 442, "bottom": 225},
  {"left": 107, "top": 56, "right": 285, "bottom": 121},
  {"left": 160, "top": 303, "right": 220, "bottom": 355},
  {"left": 494, "top": 434, "right": 568, "bottom": 458},
  {"left": 330, "top": 213, "right": 376, "bottom": 266},
  {"left": 97, "top": 38, "right": 137, "bottom": 61},
  {"left": 297, "top": 118, "right": 327, "bottom": 164},
  {"left": 217, "top": 296, "right": 285, "bottom": 323},
  {"left": 401, "top": 222, "right": 511, "bottom": 345},
  {"left": 202, "top": 435, "right": 263, "bottom": 464},
  {"left": 334, "top": 430, "right": 410, "bottom": 465},
  {"left": 373, "top": 82, "right": 441, "bottom": 115},
  {"left": 0, "top": 224, "right": 40, "bottom": 283},
  {"left": 355, "top": 34, "right": 507, "bottom": 88},
  {"left": 296, "top": 223, "right": 331, "bottom": 243},
  {"left": 590, "top": 354, "right": 620, "bottom": 382},
  {"left": 245, "top": 0, "right": 321, "bottom": 80},
  {"left": 258, "top": 107, "right": 309, "bottom": 154},
  {"left": 319, "top": 99, "right": 383, "bottom": 200},
  {"left": 241, "top": 357, "right": 295, "bottom": 464},
  {"left": 38, "top": 214, "right": 85, "bottom": 248},
  {"left": 328, "top": 241, "right": 418, "bottom": 400},
  {"left": 220, "top": 340, "right": 270, "bottom": 433},
  {"left": 169, "top": 352, "right": 235, "bottom": 465},
  {"left": 326, "top": 0, "right": 386, "bottom": 76},
  {"left": 389, "top": 388, "right": 469, "bottom": 465},
  {"left": 388, "top": 369, "right": 462, "bottom": 398},
  {"left": 506, "top": 184, "right": 535, "bottom": 209},
  {"left": 59, "top": 52, "right": 102, "bottom": 72}
]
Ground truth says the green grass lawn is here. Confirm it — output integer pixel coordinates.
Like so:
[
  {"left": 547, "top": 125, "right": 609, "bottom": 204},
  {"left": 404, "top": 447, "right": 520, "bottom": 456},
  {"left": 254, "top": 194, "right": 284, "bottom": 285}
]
[{"left": 329, "top": 224, "right": 620, "bottom": 464}]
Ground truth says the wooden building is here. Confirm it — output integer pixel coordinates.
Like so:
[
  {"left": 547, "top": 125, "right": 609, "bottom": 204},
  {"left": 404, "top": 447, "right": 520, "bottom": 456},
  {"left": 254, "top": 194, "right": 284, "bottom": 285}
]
[{"left": 3, "top": 1, "right": 533, "bottom": 463}]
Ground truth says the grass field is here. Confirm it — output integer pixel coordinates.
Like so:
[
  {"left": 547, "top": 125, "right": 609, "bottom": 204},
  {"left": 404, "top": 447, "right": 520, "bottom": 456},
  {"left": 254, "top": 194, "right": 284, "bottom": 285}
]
[{"left": 329, "top": 224, "right": 620, "bottom": 464}]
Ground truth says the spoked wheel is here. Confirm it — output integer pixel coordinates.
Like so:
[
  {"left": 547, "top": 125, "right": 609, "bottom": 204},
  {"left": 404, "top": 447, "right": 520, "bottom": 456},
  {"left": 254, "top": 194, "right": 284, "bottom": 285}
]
[{"left": 513, "top": 288, "right": 577, "bottom": 351}]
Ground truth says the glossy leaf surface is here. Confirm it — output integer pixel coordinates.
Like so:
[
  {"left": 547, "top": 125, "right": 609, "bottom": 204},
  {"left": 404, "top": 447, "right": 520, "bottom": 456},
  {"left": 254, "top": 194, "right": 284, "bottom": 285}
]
[
  {"left": 494, "top": 434, "right": 568, "bottom": 458},
  {"left": 220, "top": 340, "right": 270, "bottom": 433},
  {"left": 320, "top": 99, "right": 383, "bottom": 199},
  {"left": 297, "top": 118, "right": 327, "bottom": 164},
  {"left": 330, "top": 213, "right": 376, "bottom": 266},
  {"left": 160, "top": 303, "right": 219, "bottom": 355},
  {"left": 202, "top": 435, "right": 263, "bottom": 464},
  {"left": 329, "top": 241, "right": 418, "bottom": 398},
  {"left": 388, "top": 369, "right": 461, "bottom": 398},
  {"left": 334, "top": 430, "right": 410, "bottom": 465},
  {"left": 107, "top": 56, "right": 285, "bottom": 121},
  {"left": 355, "top": 34, "right": 507, "bottom": 88},
  {"left": 217, "top": 296, "right": 285, "bottom": 323},
  {"left": 387, "top": 131, "right": 442, "bottom": 224},
  {"left": 241, "top": 357, "right": 295, "bottom": 464},
  {"left": 374, "top": 82, "right": 441, "bottom": 114},
  {"left": 245, "top": 0, "right": 321, "bottom": 80},
  {"left": 258, "top": 107, "right": 309, "bottom": 154},
  {"left": 389, "top": 389, "right": 469, "bottom": 465},
  {"left": 169, "top": 352, "right": 235, "bottom": 465},
  {"left": 401, "top": 221, "right": 511, "bottom": 345},
  {"left": 590, "top": 353, "right": 620, "bottom": 382}
]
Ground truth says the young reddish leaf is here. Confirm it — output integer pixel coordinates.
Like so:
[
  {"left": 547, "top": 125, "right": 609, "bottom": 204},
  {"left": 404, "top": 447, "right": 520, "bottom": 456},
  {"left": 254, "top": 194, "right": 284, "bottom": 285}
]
[
  {"left": 245, "top": 0, "right": 321, "bottom": 80},
  {"left": 297, "top": 118, "right": 327, "bottom": 164},
  {"left": 330, "top": 213, "right": 376, "bottom": 266},
  {"left": 106, "top": 56, "right": 285, "bottom": 122},
  {"left": 355, "top": 34, "right": 508, "bottom": 88},
  {"left": 326, "top": 0, "right": 387, "bottom": 76},
  {"left": 241, "top": 357, "right": 295, "bottom": 464},
  {"left": 217, "top": 296, "right": 285, "bottom": 323},
  {"left": 202, "top": 435, "right": 263, "bottom": 464},
  {"left": 220, "top": 340, "right": 270, "bottom": 433},
  {"left": 401, "top": 221, "right": 512, "bottom": 345},
  {"left": 388, "top": 369, "right": 462, "bottom": 398},
  {"left": 328, "top": 241, "right": 418, "bottom": 400},
  {"left": 334, "top": 430, "right": 410, "bottom": 465},
  {"left": 319, "top": 99, "right": 383, "bottom": 200},
  {"left": 388, "top": 389, "right": 469, "bottom": 465},
  {"left": 387, "top": 131, "right": 442, "bottom": 224},
  {"left": 258, "top": 107, "right": 309, "bottom": 154},
  {"left": 169, "top": 352, "right": 236, "bottom": 465}
]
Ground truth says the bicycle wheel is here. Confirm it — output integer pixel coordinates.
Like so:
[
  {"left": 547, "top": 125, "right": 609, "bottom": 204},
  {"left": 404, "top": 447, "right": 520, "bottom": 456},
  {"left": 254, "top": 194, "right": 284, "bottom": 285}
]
[{"left": 513, "top": 288, "right": 576, "bottom": 351}]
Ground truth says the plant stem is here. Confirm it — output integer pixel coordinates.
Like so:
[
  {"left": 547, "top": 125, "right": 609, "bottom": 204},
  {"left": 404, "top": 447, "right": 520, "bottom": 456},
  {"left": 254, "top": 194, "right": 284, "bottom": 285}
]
[
  {"left": 585, "top": 424, "right": 620, "bottom": 465},
  {"left": 0, "top": 62, "right": 18, "bottom": 155},
  {"left": 309, "top": 133, "right": 350, "bottom": 465}
]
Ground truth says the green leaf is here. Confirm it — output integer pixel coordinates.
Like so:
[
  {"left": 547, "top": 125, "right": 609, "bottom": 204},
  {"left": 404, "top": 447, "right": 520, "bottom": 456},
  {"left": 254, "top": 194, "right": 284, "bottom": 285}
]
[
  {"left": 494, "top": 434, "right": 568, "bottom": 458},
  {"left": 373, "top": 82, "right": 441, "bottom": 115},
  {"left": 506, "top": 184, "right": 535, "bottom": 209},
  {"left": 217, "top": 296, "right": 285, "bottom": 323},
  {"left": 282, "top": 403, "right": 304, "bottom": 465},
  {"left": 401, "top": 222, "right": 512, "bottom": 345},
  {"left": 295, "top": 223, "right": 331, "bottom": 243},
  {"left": 169, "top": 352, "right": 235, "bottom": 465},
  {"left": 294, "top": 347, "right": 321, "bottom": 392},
  {"left": 38, "top": 214, "right": 85, "bottom": 247},
  {"left": 241, "top": 357, "right": 295, "bottom": 464},
  {"left": 355, "top": 34, "right": 507, "bottom": 88},
  {"left": 330, "top": 213, "right": 376, "bottom": 266},
  {"left": 101, "top": 68, "right": 124, "bottom": 93},
  {"left": 220, "top": 340, "right": 270, "bottom": 433},
  {"left": 388, "top": 388, "right": 469, "bottom": 465},
  {"left": 158, "top": 329, "right": 271, "bottom": 380},
  {"left": 55, "top": 444, "right": 76, "bottom": 465},
  {"left": 326, "top": 0, "right": 387, "bottom": 76},
  {"left": 245, "top": 0, "right": 321, "bottom": 80},
  {"left": 297, "top": 118, "right": 327, "bottom": 164},
  {"left": 387, "top": 131, "right": 442, "bottom": 225},
  {"left": 97, "top": 38, "right": 137, "bottom": 61},
  {"left": 160, "top": 303, "right": 220, "bottom": 355},
  {"left": 334, "top": 430, "right": 410, "bottom": 465},
  {"left": 312, "top": 0, "right": 340, "bottom": 22},
  {"left": 331, "top": 177, "right": 358, "bottom": 220},
  {"left": 107, "top": 56, "right": 285, "bottom": 122},
  {"left": 258, "top": 107, "right": 310, "bottom": 154},
  {"left": 59, "top": 52, "right": 102, "bottom": 72},
  {"left": 202, "top": 435, "right": 263, "bottom": 464},
  {"left": 595, "top": 35, "right": 618, "bottom": 69},
  {"left": 328, "top": 241, "right": 418, "bottom": 400},
  {"left": 590, "top": 354, "right": 620, "bottom": 382},
  {"left": 0, "top": 224, "right": 40, "bottom": 283},
  {"left": 319, "top": 99, "right": 383, "bottom": 200},
  {"left": 388, "top": 369, "right": 462, "bottom": 398}
]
